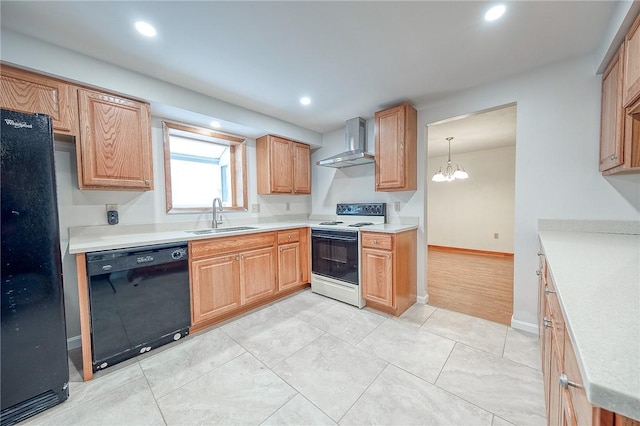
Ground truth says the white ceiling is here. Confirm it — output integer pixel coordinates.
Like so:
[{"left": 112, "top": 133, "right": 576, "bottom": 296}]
[
  {"left": 427, "top": 104, "right": 517, "bottom": 157},
  {"left": 0, "top": 1, "right": 616, "bottom": 134}
]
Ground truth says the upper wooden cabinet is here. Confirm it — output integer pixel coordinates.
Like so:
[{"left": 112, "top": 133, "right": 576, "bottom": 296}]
[
  {"left": 600, "top": 44, "right": 625, "bottom": 172},
  {"left": 77, "top": 89, "right": 153, "bottom": 190},
  {"left": 374, "top": 103, "right": 417, "bottom": 191},
  {"left": 256, "top": 135, "right": 311, "bottom": 195},
  {"left": 624, "top": 12, "right": 640, "bottom": 107},
  {"left": 600, "top": 11, "right": 640, "bottom": 176},
  {"left": 292, "top": 142, "right": 311, "bottom": 194},
  {"left": 0, "top": 65, "right": 79, "bottom": 137}
]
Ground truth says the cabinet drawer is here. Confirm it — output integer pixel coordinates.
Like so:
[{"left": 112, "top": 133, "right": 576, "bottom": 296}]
[
  {"left": 277, "top": 229, "right": 300, "bottom": 244},
  {"left": 190, "top": 232, "right": 276, "bottom": 258},
  {"left": 361, "top": 233, "right": 394, "bottom": 250}
]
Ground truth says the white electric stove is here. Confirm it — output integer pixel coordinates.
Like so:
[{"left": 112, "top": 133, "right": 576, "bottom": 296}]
[{"left": 310, "top": 203, "right": 386, "bottom": 307}]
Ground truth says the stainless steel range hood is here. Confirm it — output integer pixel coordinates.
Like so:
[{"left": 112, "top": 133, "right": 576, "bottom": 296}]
[{"left": 316, "top": 117, "right": 374, "bottom": 168}]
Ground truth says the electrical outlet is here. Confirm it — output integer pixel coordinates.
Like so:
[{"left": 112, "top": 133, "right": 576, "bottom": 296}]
[
  {"left": 494, "top": 233, "right": 499, "bottom": 239},
  {"left": 394, "top": 202, "right": 401, "bottom": 212},
  {"left": 285, "top": 202, "right": 290, "bottom": 211},
  {"left": 251, "top": 204, "right": 260, "bottom": 213},
  {"left": 106, "top": 204, "right": 119, "bottom": 225}
]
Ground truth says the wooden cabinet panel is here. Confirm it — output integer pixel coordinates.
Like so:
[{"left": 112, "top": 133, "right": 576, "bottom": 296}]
[
  {"left": 361, "top": 232, "right": 394, "bottom": 250},
  {"left": 299, "top": 227, "right": 310, "bottom": 283},
  {"left": 600, "top": 44, "right": 625, "bottom": 171},
  {"left": 239, "top": 246, "right": 276, "bottom": 305},
  {"left": 191, "top": 232, "right": 275, "bottom": 259},
  {"left": 292, "top": 142, "right": 311, "bottom": 194},
  {"left": 361, "top": 247, "right": 394, "bottom": 307},
  {"left": 624, "top": 12, "right": 640, "bottom": 106},
  {"left": 77, "top": 89, "right": 153, "bottom": 190},
  {"left": 361, "top": 230, "right": 416, "bottom": 316},
  {"left": 190, "top": 254, "right": 240, "bottom": 324},
  {"left": 374, "top": 103, "right": 417, "bottom": 191},
  {"left": 271, "top": 136, "right": 293, "bottom": 193},
  {"left": 278, "top": 242, "right": 301, "bottom": 291},
  {"left": 277, "top": 229, "right": 300, "bottom": 244},
  {"left": 0, "top": 65, "right": 78, "bottom": 136},
  {"left": 257, "top": 135, "right": 311, "bottom": 195}
]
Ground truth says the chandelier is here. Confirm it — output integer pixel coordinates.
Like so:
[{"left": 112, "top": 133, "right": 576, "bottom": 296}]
[{"left": 432, "top": 137, "right": 469, "bottom": 182}]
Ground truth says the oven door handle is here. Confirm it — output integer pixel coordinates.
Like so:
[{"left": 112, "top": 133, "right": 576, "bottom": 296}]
[{"left": 312, "top": 234, "right": 358, "bottom": 242}]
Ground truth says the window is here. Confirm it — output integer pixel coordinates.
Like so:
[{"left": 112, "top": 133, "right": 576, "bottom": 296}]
[{"left": 163, "top": 121, "right": 247, "bottom": 213}]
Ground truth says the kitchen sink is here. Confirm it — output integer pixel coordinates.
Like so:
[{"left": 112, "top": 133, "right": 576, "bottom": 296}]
[{"left": 185, "top": 226, "right": 258, "bottom": 235}]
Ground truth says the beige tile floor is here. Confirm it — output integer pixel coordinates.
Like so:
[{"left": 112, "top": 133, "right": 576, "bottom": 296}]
[{"left": 25, "top": 289, "right": 544, "bottom": 426}]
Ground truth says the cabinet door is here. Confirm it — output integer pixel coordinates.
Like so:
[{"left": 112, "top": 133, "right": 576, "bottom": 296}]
[
  {"left": 0, "top": 65, "right": 78, "bottom": 136},
  {"left": 624, "top": 12, "right": 640, "bottom": 106},
  {"left": 361, "top": 247, "right": 394, "bottom": 307},
  {"left": 77, "top": 89, "right": 153, "bottom": 190},
  {"left": 600, "top": 44, "right": 625, "bottom": 171},
  {"left": 278, "top": 242, "right": 301, "bottom": 291},
  {"left": 292, "top": 142, "right": 311, "bottom": 194},
  {"left": 190, "top": 254, "right": 240, "bottom": 324},
  {"left": 549, "top": 332, "right": 564, "bottom": 426},
  {"left": 269, "top": 136, "right": 293, "bottom": 193},
  {"left": 239, "top": 246, "right": 277, "bottom": 305},
  {"left": 374, "top": 103, "right": 416, "bottom": 191},
  {"left": 299, "top": 227, "right": 310, "bottom": 283}
]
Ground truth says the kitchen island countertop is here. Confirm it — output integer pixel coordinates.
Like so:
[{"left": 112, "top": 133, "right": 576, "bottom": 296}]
[{"left": 538, "top": 230, "right": 639, "bottom": 421}]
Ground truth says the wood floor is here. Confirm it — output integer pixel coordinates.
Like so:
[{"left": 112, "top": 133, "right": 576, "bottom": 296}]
[{"left": 427, "top": 246, "right": 514, "bottom": 325}]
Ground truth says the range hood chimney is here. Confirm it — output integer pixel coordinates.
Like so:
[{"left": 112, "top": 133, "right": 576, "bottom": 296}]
[{"left": 316, "top": 117, "right": 374, "bottom": 168}]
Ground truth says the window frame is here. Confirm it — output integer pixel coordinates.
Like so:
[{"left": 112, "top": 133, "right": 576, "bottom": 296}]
[{"left": 162, "top": 121, "right": 248, "bottom": 213}]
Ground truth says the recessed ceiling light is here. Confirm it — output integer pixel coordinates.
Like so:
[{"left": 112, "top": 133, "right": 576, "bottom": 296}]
[
  {"left": 300, "top": 97, "right": 311, "bottom": 106},
  {"left": 484, "top": 4, "right": 506, "bottom": 22},
  {"left": 135, "top": 21, "right": 157, "bottom": 37},
  {"left": 210, "top": 121, "right": 222, "bottom": 129}
]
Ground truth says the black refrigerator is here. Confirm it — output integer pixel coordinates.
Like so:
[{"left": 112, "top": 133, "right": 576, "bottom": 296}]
[{"left": 1, "top": 109, "right": 69, "bottom": 425}]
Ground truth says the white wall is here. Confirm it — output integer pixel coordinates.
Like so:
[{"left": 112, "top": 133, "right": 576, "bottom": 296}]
[
  {"left": 427, "top": 146, "right": 515, "bottom": 253},
  {"left": 55, "top": 118, "right": 311, "bottom": 342},
  {"left": 420, "top": 54, "right": 640, "bottom": 331}
]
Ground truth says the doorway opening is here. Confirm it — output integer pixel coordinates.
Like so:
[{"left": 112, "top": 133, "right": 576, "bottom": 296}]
[{"left": 426, "top": 103, "right": 516, "bottom": 325}]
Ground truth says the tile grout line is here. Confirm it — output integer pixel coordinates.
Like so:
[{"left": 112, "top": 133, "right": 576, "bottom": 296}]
[
  {"left": 139, "top": 360, "right": 169, "bottom": 426},
  {"left": 335, "top": 361, "right": 391, "bottom": 424}
]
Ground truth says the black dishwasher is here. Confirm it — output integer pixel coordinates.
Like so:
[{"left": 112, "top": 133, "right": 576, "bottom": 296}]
[{"left": 87, "top": 242, "right": 191, "bottom": 372}]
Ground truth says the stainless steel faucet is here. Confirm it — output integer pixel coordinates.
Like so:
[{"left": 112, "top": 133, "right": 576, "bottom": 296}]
[{"left": 212, "top": 197, "right": 223, "bottom": 228}]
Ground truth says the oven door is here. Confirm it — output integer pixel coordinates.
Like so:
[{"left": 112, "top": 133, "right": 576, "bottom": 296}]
[{"left": 311, "top": 229, "right": 359, "bottom": 285}]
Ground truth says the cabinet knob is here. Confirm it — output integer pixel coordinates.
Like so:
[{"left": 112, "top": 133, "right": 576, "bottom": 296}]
[
  {"left": 373, "top": 240, "right": 378, "bottom": 244},
  {"left": 543, "top": 317, "right": 552, "bottom": 328},
  {"left": 544, "top": 285, "right": 555, "bottom": 295},
  {"left": 537, "top": 252, "right": 543, "bottom": 256},
  {"left": 144, "top": 179, "right": 150, "bottom": 185},
  {"left": 559, "top": 374, "right": 579, "bottom": 389},
  {"left": 236, "top": 256, "right": 240, "bottom": 261},
  {"left": 288, "top": 235, "right": 291, "bottom": 239},
  {"left": 610, "top": 155, "right": 618, "bottom": 161},
  {"left": 536, "top": 269, "right": 542, "bottom": 276}
]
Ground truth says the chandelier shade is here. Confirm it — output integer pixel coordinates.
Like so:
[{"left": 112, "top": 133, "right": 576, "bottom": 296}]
[{"left": 432, "top": 137, "right": 469, "bottom": 182}]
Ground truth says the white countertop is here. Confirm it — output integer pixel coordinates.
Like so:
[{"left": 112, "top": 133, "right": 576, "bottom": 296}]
[
  {"left": 68, "top": 221, "right": 418, "bottom": 254},
  {"left": 538, "top": 231, "right": 640, "bottom": 420}
]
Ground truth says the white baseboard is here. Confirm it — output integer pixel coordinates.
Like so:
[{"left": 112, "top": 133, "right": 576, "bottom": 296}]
[
  {"left": 511, "top": 317, "right": 538, "bottom": 335},
  {"left": 67, "top": 335, "right": 82, "bottom": 350},
  {"left": 416, "top": 295, "right": 429, "bottom": 304}
]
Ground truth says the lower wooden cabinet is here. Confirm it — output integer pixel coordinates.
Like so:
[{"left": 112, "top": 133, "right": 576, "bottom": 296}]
[
  {"left": 190, "top": 228, "right": 310, "bottom": 330},
  {"left": 538, "top": 249, "right": 640, "bottom": 426},
  {"left": 191, "top": 253, "right": 240, "bottom": 324},
  {"left": 277, "top": 228, "right": 309, "bottom": 291},
  {"left": 239, "top": 246, "right": 276, "bottom": 305},
  {"left": 361, "top": 229, "right": 416, "bottom": 316}
]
